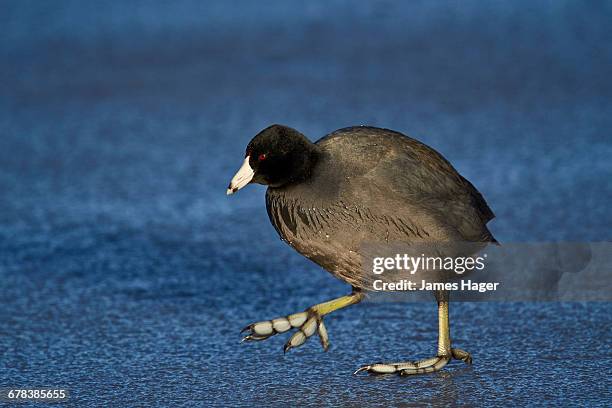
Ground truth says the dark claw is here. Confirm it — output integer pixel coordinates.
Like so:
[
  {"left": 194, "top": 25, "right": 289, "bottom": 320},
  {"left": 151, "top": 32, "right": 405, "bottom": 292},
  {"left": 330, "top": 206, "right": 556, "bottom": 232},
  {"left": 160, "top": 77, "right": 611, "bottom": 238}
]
[
  {"left": 353, "top": 366, "right": 370, "bottom": 375},
  {"left": 241, "top": 334, "right": 269, "bottom": 342},
  {"left": 240, "top": 324, "right": 253, "bottom": 334}
]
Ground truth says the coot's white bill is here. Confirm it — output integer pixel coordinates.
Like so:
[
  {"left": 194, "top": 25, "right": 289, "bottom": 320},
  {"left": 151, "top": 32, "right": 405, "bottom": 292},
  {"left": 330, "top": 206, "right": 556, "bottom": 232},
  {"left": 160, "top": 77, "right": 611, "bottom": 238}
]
[{"left": 227, "top": 156, "right": 254, "bottom": 195}]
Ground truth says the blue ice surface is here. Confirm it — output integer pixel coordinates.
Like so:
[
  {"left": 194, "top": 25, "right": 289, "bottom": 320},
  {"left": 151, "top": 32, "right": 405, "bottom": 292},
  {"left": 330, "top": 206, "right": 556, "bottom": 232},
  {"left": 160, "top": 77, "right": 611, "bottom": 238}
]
[{"left": 1, "top": 1, "right": 611, "bottom": 406}]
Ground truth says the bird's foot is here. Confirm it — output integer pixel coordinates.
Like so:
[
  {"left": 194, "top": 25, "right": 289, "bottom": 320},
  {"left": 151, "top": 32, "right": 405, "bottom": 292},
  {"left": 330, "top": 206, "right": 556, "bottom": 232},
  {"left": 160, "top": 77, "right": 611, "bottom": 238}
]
[
  {"left": 241, "top": 309, "right": 329, "bottom": 352},
  {"left": 354, "top": 348, "right": 472, "bottom": 376}
]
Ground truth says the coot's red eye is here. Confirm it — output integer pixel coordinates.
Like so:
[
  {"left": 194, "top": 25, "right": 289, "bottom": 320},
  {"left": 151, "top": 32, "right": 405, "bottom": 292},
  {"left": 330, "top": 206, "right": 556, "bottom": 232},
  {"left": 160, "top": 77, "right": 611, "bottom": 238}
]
[{"left": 258, "top": 153, "right": 267, "bottom": 161}]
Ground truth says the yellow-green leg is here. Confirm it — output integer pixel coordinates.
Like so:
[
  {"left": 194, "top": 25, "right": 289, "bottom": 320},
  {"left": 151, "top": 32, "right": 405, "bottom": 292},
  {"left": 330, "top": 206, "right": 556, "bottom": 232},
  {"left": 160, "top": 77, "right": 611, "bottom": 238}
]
[
  {"left": 355, "top": 291, "right": 472, "bottom": 375},
  {"left": 241, "top": 290, "right": 364, "bottom": 352}
]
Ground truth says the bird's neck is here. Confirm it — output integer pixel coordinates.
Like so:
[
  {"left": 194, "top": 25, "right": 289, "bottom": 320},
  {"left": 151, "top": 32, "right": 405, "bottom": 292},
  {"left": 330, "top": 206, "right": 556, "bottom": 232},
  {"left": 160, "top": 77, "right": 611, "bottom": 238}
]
[{"left": 279, "top": 142, "right": 321, "bottom": 188}]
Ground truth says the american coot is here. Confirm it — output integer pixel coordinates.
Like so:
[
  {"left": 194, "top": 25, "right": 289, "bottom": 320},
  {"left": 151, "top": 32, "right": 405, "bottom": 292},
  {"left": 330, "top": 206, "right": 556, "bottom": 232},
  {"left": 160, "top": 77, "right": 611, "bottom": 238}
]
[{"left": 227, "top": 124, "right": 496, "bottom": 375}]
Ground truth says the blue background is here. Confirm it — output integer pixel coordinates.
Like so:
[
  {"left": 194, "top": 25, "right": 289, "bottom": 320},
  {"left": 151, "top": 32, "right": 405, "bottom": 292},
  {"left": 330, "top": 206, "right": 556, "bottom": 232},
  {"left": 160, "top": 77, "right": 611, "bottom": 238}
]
[{"left": 1, "top": 1, "right": 611, "bottom": 406}]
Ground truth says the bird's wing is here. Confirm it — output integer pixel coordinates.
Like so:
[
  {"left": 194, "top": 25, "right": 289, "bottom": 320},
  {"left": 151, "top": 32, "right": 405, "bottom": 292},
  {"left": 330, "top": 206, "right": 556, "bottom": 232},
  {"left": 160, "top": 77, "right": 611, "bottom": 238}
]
[{"left": 324, "top": 129, "right": 495, "bottom": 243}]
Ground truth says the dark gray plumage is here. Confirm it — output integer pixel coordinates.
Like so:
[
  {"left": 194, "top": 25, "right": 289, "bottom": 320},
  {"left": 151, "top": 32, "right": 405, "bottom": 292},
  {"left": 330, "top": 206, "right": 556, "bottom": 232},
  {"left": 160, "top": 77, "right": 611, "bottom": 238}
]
[{"left": 264, "top": 126, "right": 496, "bottom": 288}]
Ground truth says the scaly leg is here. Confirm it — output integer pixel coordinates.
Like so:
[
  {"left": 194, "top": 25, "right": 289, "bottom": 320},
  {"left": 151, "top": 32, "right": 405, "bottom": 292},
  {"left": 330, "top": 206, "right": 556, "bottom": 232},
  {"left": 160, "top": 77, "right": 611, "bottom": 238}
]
[
  {"left": 355, "top": 291, "right": 472, "bottom": 375},
  {"left": 242, "top": 290, "right": 364, "bottom": 353}
]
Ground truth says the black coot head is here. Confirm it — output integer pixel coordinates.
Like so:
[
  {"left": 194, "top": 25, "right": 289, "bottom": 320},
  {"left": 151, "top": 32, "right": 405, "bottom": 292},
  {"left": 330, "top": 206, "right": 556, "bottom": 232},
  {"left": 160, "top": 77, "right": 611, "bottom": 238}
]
[{"left": 227, "top": 124, "right": 318, "bottom": 194}]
